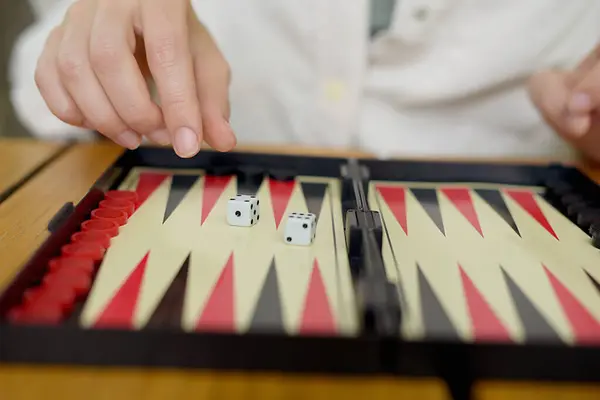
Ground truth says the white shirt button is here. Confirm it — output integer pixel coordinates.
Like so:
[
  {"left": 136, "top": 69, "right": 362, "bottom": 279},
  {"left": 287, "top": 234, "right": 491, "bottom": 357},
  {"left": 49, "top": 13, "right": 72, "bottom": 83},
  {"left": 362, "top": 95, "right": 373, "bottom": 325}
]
[{"left": 324, "top": 79, "right": 346, "bottom": 102}]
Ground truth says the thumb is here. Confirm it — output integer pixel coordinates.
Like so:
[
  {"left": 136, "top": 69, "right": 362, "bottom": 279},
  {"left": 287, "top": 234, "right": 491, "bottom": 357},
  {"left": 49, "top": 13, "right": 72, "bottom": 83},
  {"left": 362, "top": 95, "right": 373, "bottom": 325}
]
[
  {"left": 568, "top": 62, "right": 600, "bottom": 117},
  {"left": 529, "top": 70, "right": 591, "bottom": 139}
]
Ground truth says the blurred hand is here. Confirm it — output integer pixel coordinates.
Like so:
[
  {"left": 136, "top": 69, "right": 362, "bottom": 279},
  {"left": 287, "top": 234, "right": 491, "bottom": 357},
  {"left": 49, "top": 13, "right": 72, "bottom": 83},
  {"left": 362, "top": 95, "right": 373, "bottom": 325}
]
[
  {"left": 529, "top": 44, "right": 600, "bottom": 162},
  {"left": 35, "top": 0, "right": 236, "bottom": 158}
]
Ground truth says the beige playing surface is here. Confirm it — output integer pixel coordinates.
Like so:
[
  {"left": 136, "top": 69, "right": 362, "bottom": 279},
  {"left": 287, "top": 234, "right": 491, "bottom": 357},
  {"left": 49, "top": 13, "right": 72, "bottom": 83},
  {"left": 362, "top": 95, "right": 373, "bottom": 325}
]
[
  {"left": 79, "top": 168, "right": 358, "bottom": 336},
  {"left": 369, "top": 181, "right": 600, "bottom": 344}
]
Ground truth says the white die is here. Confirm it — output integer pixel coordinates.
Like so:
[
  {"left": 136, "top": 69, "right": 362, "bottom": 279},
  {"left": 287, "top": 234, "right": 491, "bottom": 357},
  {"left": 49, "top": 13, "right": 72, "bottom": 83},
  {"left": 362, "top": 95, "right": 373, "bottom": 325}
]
[
  {"left": 227, "top": 194, "right": 260, "bottom": 226},
  {"left": 283, "top": 212, "right": 316, "bottom": 245}
]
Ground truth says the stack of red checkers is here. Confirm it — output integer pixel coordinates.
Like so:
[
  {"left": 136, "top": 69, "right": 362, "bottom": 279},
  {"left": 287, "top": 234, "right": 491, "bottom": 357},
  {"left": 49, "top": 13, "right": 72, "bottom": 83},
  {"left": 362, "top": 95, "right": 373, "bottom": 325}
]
[
  {"left": 8, "top": 258, "right": 96, "bottom": 324},
  {"left": 62, "top": 241, "right": 105, "bottom": 261},
  {"left": 6, "top": 190, "right": 139, "bottom": 325},
  {"left": 105, "top": 190, "right": 139, "bottom": 205},
  {"left": 43, "top": 260, "right": 93, "bottom": 298},
  {"left": 81, "top": 219, "right": 119, "bottom": 237},
  {"left": 71, "top": 230, "right": 111, "bottom": 250},
  {"left": 101, "top": 190, "right": 139, "bottom": 215},
  {"left": 91, "top": 208, "right": 128, "bottom": 226}
]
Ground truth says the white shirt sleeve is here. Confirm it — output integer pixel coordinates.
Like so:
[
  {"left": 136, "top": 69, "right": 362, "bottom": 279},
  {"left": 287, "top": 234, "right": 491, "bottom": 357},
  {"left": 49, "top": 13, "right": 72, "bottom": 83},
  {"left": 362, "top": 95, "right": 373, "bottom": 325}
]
[{"left": 9, "top": 0, "right": 95, "bottom": 140}]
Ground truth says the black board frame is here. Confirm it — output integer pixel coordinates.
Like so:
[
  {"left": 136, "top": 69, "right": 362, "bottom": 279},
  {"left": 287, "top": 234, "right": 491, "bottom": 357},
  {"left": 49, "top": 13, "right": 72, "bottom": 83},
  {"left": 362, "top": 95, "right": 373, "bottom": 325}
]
[{"left": 1, "top": 147, "right": 600, "bottom": 400}]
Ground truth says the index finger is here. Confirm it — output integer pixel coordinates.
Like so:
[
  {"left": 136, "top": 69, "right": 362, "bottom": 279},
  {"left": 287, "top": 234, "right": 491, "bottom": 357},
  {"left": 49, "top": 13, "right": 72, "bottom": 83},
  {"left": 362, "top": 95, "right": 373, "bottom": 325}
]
[
  {"left": 570, "top": 62, "right": 600, "bottom": 115},
  {"left": 572, "top": 43, "right": 600, "bottom": 85},
  {"left": 529, "top": 70, "right": 590, "bottom": 138},
  {"left": 141, "top": 0, "right": 202, "bottom": 157}
]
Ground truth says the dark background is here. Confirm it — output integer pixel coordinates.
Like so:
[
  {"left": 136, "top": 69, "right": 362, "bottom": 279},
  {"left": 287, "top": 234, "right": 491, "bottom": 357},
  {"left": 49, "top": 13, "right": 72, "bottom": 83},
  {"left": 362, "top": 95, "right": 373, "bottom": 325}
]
[{"left": 0, "top": 0, "right": 34, "bottom": 138}]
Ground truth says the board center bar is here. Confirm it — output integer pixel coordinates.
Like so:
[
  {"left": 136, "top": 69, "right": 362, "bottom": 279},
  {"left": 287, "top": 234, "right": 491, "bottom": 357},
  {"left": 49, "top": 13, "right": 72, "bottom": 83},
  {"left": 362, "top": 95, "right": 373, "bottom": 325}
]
[{"left": 341, "top": 158, "right": 402, "bottom": 336}]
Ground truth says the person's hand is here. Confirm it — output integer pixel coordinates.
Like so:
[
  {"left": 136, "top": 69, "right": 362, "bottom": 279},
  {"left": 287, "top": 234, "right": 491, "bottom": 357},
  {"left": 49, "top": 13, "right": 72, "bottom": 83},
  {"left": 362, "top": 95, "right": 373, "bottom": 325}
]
[
  {"left": 529, "top": 44, "right": 600, "bottom": 162},
  {"left": 34, "top": 0, "right": 236, "bottom": 158}
]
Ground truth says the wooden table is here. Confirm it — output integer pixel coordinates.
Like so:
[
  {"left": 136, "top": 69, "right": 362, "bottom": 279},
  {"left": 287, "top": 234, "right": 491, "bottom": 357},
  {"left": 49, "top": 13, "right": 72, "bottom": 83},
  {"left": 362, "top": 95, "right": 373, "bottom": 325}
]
[{"left": 1, "top": 138, "right": 600, "bottom": 399}]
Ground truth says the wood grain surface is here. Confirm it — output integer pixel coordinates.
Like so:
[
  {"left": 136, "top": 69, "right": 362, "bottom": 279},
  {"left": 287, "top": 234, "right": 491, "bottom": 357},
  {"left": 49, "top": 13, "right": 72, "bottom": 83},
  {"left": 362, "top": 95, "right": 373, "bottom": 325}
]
[
  {"left": 0, "top": 141, "right": 123, "bottom": 290},
  {"left": 0, "top": 366, "right": 450, "bottom": 400},
  {"left": 1, "top": 141, "right": 600, "bottom": 399},
  {"left": 0, "top": 138, "right": 65, "bottom": 198}
]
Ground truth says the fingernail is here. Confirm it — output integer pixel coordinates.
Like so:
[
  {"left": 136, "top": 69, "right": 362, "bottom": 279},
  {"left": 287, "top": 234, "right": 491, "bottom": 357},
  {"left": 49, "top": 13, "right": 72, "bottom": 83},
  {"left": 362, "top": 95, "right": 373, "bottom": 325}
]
[
  {"left": 174, "top": 127, "right": 200, "bottom": 157},
  {"left": 568, "top": 115, "right": 591, "bottom": 137},
  {"left": 569, "top": 93, "right": 591, "bottom": 113},
  {"left": 115, "top": 130, "right": 141, "bottom": 149},
  {"left": 147, "top": 129, "right": 170, "bottom": 146}
]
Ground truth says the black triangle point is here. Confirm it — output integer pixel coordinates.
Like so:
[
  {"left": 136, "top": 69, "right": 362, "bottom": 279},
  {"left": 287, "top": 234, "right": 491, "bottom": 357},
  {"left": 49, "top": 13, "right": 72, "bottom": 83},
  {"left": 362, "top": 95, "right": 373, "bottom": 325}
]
[
  {"left": 475, "top": 189, "right": 521, "bottom": 237},
  {"left": 585, "top": 270, "right": 600, "bottom": 294},
  {"left": 300, "top": 182, "right": 328, "bottom": 220},
  {"left": 500, "top": 266, "right": 561, "bottom": 343},
  {"left": 163, "top": 175, "right": 200, "bottom": 223},
  {"left": 248, "top": 258, "right": 284, "bottom": 333},
  {"left": 146, "top": 254, "right": 191, "bottom": 329},
  {"left": 410, "top": 188, "right": 445, "bottom": 236},
  {"left": 417, "top": 263, "right": 459, "bottom": 340},
  {"left": 236, "top": 166, "right": 265, "bottom": 195}
]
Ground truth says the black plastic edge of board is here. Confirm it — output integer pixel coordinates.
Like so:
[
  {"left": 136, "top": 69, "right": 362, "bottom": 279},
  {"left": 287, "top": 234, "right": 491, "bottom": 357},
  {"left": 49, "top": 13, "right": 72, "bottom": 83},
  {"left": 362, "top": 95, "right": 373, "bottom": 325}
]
[
  {"left": 2, "top": 325, "right": 600, "bottom": 383},
  {"left": 358, "top": 157, "right": 554, "bottom": 186},
  {"left": 3, "top": 147, "right": 600, "bottom": 383},
  {"left": 0, "top": 326, "right": 385, "bottom": 375},
  {"left": 113, "top": 146, "right": 349, "bottom": 178}
]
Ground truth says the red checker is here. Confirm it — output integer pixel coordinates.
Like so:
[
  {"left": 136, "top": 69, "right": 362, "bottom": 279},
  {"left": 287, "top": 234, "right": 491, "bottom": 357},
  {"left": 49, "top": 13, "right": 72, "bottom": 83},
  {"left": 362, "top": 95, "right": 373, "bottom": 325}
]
[
  {"left": 48, "top": 257, "right": 95, "bottom": 275},
  {"left": 99, "top": 199, "right": 135, "bottom": 217},
  {"left": 91, "top": 208, "right": 128, "bottom": 226},
  {"left": 6, "top": 306, "right": 26, "bottom": 323},
  {"left": 16, "top": 303, "right": 64, "bottom": 325},
  {"left": 23, "top": 285, "right": 77, "bottom": 314},
  {"left": 43, "top": 270, "right": 92, "bottom": 297},
  {"left": 61, "top": 241, "right": 105, "bottom": 261},
  {"left": 105, "top": 190, "right": 138, "bottom": 205},
  {"left": 81, "top": 219, "right": 119, "bottom": 237},
  {"left": 22, "top": 287, "right": 43, "bottom": 304},
  {"left": 71, "top": 230, "right": 111, "bottom": 249}
]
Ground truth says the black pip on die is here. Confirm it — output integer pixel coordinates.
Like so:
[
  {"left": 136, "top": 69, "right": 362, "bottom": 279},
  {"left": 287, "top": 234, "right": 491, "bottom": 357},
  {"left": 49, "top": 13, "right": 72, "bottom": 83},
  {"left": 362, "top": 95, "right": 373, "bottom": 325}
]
[
  {"left": 283, "top": 212, "right": 316, "bottom": 245},
  {"left": 227, "top": 194, "right": 260, "bottom": 226}
]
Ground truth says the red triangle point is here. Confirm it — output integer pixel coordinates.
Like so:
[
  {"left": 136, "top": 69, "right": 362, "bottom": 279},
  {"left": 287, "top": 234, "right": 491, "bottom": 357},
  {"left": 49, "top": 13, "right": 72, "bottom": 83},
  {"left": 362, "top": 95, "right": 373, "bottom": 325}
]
[
  {"left": 299, "top": 259, "right": 336, "bottom": 335},
  {"left": 505, "top": 189, "right": 558, "bottom": 240},
  {"left": 196, "top": 253, "right": 235, "bottom": 332},
  {"left": 459, "top": 265, "right": 511, "bottom": 342},
  {"left": 201, "top": 175, "right": 232, "bottom": 224},
  {"left": 93, "top": 252, "right": 149, "bottom": 328},
  {"left": 269, "top": 179, "right": 296, "bottom": 229},
  {"left": 376, "top": 185, "right": 408, "bottom": 235},
  {"left": 135, "top": 172, "right": 169, "bottom": 207},
  {"left": 441, "top": 188, "right": 484, "bottom": 237},
  {"left": 544, "top": 265, "right": 600, "bottom": 344}
]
